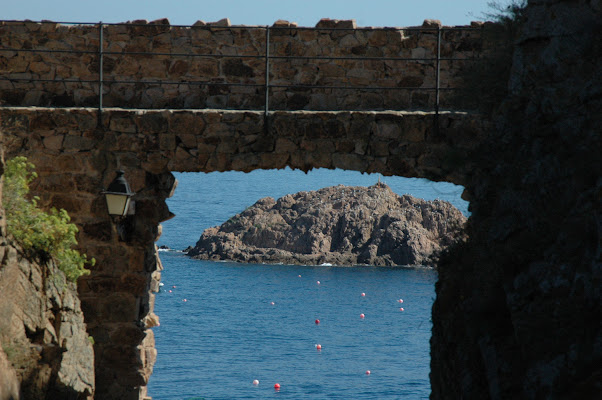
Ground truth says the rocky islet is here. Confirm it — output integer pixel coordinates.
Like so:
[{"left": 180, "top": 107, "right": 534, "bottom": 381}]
[{"left": 187, "top": 182, "right": 467, "bottom": 267}]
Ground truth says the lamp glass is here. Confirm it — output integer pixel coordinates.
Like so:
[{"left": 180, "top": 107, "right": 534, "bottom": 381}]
[{"left": 105, "top": 193, "right": 131, "bottom": 216}]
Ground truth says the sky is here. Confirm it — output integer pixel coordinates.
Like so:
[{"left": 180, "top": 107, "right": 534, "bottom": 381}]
[{"left": 2, "top": 0, "right": 494, "bottom": 28}]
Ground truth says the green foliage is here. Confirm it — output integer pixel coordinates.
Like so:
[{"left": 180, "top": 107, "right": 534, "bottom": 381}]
[
  {"left": 3, "top": 156, "right": 94, "bottom": 282},
  {"left": 484, "top": 0, "right": 527, "bottom": 24}
]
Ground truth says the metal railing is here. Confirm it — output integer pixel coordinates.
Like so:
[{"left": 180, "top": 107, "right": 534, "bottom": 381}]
[{"left": 0, "top": 20, "right": 483, "bottom": 128}]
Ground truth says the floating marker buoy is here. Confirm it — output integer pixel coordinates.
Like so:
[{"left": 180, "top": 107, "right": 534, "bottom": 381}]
[
  {"left": 159, "top": 282, "right": 164, "bottom": 286},
  {"left": 274, "top": 383, "right": 281, "bottom": 390},
  {"left": 270, "top": 302, "right": 275, "bottom": 305},
  {"left": 172, "top": 285, "right": 176, "bottom": 288},
  {"left": 399, "top": 307, "right": 404, "bottom": 311},
  {"left": 315, "top": 319, "right": 320, "bottom": 325},
  {"left": 182, "top": 299, "right": 187, "bottom": 302},
  {"left": 315, "top": 344, "right": 322, "bottom": 350},
  {"left": 317, "top": 281, "right": 321, "bottom": 285},
  {"left": 398, "top": 299, "right": 404, "bottom": 303},
  {"left": 168, "top": 290, "right": 172, "bottom": 293},
  {"left": 298, "top": 275, "right": 302, "bottom": 278},
  {"left": 360, "top": 313, "right": 365, "bottom": 319},
  {"left": 361, "top": 293, "right": 366, "bottom": 297},
  {"left": 252, "top": 379, "right": 259, "bottom": 385},
  {"left": 366, "top": 370, "right": 371, "bottom": 375}
]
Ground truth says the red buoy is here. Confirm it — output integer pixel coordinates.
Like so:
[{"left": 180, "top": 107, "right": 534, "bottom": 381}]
[
  {"left": 274, "top": 383, "right": 281, "bottom": 390},
  {"left": 366, "top": 370, "right": 371, "bottom": 375},
  {"left": 270, "top": 302, "right": 275, "bottom": 305},
  {"left": 252, "top": 379, "right": 259, "bottom": 385},
  {"left": 315, "top": 319, "right": 320, "bottom": 325},
  {"left": 398, "top": 299, "right": 404, "bottom": 303},
  {"left": 399, "top": 307, "right": 404, "bottom": 311},
  {"left": 361, "top": 292, "right": 366, "bottom": 297},
  {"left": 360, "top": 313, "right": 365, "bottom": 319},
  {"left": 315, "top": 344, "right": 322, "bottom": 350},
  {"left": 317, "top": 280, "right": 321, "bottom": 285}
]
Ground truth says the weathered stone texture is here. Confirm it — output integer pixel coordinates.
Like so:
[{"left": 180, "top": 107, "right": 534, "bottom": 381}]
[
  {"left": 0, "top": 240, "right": 95, "bottom": 399},
  {"left": 431, "top": 1, "right": 602, "bottom": 399},
  {"left": 188, "top": 182, "right": 467, "bottom": 266},
  {"left": 0, "top": 19, "right": 495, "bottom": 111},
  {"left": 0, "top": 105, "right": 487, "bottom": 399}
]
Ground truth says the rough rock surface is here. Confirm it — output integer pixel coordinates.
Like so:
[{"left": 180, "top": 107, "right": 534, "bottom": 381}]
[
  {"left": 0, "top": 146, "right": 94, "bottom": 399},
  {"left": 188, "top": 182, "right": 466, "bottom": 266},
  {"left": 430, "top": 1, "right": 602, "bottom": 399},
  {"left": 0, "top": 242, "right": 95, "bottom": 400}
]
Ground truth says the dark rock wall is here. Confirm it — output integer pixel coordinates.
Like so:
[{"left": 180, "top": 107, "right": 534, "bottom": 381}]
[{"left": 430, "top": 1, "right": 601, "bottom": 398}]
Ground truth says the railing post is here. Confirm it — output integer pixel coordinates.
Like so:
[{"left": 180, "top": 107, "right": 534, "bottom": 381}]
[
  {"left": 98, "top": 21, "right": 104, "bottom": 127},
  {"left": 264, "top": 26, "right": 270, "bottom": 135},
  {"left": 434, "top": 25, "right": 441, "bottom": 135}
]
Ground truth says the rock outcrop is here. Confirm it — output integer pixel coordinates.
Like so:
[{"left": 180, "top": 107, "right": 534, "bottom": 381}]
[
  {"left": 0, "top": 244, "right": 95, "bottom": 400},
  {"left": 188, "top": 182, "right": 466, "bottom": 266},
  {"left": 430, "top": 1, "right": 602, "bottom": 399},
  {"left": 0, "top": 140, "right": 94, "bottom": 399}
]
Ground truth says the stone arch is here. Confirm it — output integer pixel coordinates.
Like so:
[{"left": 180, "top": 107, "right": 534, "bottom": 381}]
[{"left": 1, "top": 105, "right": 486, "bottom": 399}]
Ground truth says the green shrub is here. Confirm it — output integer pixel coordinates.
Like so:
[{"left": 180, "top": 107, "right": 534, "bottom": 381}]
[{"left": 3, "top": 156, "right": 94, "bottom": 281}]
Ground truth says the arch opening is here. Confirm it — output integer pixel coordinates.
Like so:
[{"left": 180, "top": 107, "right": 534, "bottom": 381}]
[{"left": 148, "top": 168, "right": 468, "bottom": 399}]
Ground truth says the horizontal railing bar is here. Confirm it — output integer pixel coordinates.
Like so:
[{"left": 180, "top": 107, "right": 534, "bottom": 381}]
[
  {"left": 0, "top": 19, "right": 483, "bottom": 32},
  {"left": 1, "top": 76, "right": 463, "bottom": 91},
  {"left": 269, "top": 84, "right": 460, "bottom": 91},
  {"left": 102, "top": 50, "right": 262, "bottom": 58},
  {"left": 0, "top": 48, "right": 98, "bottom": 55},
  {"left": 0, "top": 47, "right": 479, "bottom": 62},
  {"left": 1, "top": 77, "right": 98, "bottom": 83},
  {"left": 268, "top": 55, "right": 478, "bottom": 62},
  {"left": 0, "top": 77, "right": 264, "bottom": 87}
]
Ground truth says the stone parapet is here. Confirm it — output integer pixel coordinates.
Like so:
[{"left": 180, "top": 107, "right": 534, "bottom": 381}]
[{"left": 0, "top": 19, "right": 492, "bottom": 111}]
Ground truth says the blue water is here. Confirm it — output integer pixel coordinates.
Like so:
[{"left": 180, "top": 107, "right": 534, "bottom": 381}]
[{"left": 149, "top": 168, "right": 467, "bottom": 400}]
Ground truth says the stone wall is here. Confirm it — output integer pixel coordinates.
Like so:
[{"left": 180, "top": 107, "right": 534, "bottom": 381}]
[
  {"left": 0, "top": 18, "right": 492, "bottom": 111},
  {"left": 0, "top": 105, "right": 489, "bottom": 399}
]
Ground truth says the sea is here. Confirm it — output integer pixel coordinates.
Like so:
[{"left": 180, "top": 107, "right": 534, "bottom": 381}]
[{"left": 148, "top": 168, "right": 468, "bottom": 400}]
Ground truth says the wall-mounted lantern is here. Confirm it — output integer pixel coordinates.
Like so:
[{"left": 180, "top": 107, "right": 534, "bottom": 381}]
[{"left": 102, "top": 170, "right": 135, "bottom": 217}]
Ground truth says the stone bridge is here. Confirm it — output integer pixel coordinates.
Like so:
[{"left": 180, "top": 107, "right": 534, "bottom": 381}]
[{"left": 0, "top": 18, "right": 494, "bottom": 400}]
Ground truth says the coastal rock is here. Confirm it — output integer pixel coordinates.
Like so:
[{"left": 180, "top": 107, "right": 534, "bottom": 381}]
[
  {"left": 0, "top": 242, "right": 95, "bottom": 399},
  {"left": 188, "top": 182, "right": 466, "bottom": 266}
]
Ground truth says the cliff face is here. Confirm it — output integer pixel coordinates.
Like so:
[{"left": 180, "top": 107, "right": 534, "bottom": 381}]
[
  {"left": 430, "top": 1, "right": 601, "bottom": 399},
  {"left": 188, "top": 183, "right": 466, "bottom": 266},
  {"left": 0, "top": 143, "right": 94, "bottom": 399}
]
